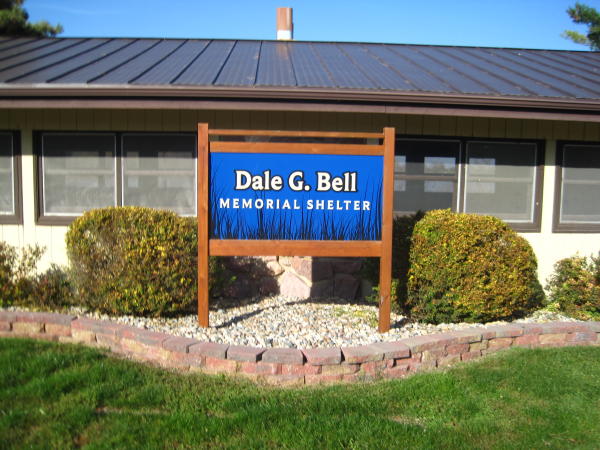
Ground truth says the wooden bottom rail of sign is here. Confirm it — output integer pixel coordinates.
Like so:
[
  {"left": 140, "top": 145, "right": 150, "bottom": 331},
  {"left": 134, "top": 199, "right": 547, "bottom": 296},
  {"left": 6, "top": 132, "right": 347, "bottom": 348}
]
[{"left": 209, "top": 240, "right": 382, "bottom": 257}]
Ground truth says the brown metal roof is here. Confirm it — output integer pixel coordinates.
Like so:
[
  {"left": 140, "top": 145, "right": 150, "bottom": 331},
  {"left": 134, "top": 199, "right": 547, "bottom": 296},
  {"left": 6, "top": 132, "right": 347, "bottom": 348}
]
[{"left": 0, "top": 37, "right": 599, "bottom": 116}]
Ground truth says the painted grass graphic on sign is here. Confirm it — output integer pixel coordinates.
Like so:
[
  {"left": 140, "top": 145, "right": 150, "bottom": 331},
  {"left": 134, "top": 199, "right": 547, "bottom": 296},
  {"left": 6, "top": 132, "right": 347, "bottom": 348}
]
[{"left": 210, "top": 182, "right": 382, "bottom": 241}]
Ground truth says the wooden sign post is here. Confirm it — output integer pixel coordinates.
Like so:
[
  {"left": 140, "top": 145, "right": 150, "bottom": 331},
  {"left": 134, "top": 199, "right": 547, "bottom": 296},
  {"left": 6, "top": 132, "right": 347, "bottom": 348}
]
[{"left": 197, "top": 125, "right": 395, "bottom": 332}]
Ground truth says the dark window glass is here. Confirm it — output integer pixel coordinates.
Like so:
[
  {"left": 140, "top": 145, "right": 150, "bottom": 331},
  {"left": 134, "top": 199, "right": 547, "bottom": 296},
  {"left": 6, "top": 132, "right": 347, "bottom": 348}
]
[
  {"left": 394, "top": 139, "right": 459, "bottom": 214},
  {"left": 122, "top": 134, "right": 196, "bottom": 215},
  {"left": 464, "top": 142, "right": 537, "bottom": 223},
  {"left": 0, "top": 133, "right": 14, "bottom": 215},
  {"left": 42, "top": 134, "right": 116, "bottom": 215},
  {"left": 559, "top": 144, "right": 600, "bottom": 224}
]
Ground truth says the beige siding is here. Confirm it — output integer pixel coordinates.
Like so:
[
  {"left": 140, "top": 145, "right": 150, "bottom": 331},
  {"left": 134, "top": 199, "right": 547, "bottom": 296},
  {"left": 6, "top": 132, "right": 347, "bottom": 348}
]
[{"left": 0, "top": 108, "right": 599, "bottom": 285}]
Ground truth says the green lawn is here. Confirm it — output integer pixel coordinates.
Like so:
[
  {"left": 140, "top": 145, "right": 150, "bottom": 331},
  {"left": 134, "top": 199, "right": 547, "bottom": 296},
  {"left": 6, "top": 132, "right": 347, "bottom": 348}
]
[{"left": 1, "top": 339, "right": 599, "bottom": 449}]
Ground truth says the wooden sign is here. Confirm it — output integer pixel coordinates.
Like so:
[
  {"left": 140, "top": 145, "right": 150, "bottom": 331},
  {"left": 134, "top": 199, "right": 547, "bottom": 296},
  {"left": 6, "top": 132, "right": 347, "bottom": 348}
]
[{"left": 197, "top": 125, "right": 395, "bottom": 332}]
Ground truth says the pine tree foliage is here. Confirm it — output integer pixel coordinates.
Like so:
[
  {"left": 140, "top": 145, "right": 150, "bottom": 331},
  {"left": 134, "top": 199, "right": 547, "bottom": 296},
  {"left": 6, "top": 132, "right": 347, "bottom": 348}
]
[
  {"left": 0, "top": 0, "right": 62, "bottom": 37},
  {"left": 563, "top": 2, "right": 600, "bottom": 50}
]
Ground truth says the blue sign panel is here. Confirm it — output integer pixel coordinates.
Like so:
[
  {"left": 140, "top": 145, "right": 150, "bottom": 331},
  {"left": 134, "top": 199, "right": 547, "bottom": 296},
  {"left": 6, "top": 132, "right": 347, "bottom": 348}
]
[{"left": 210, "top": 153, "right": 383, "bottom": 240}]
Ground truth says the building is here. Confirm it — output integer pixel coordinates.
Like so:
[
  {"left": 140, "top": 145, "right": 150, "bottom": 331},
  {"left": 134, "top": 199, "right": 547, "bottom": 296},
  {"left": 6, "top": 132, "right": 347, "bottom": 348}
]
[{"left": 0, "top": 26, "right": 599, "bottom": 294}]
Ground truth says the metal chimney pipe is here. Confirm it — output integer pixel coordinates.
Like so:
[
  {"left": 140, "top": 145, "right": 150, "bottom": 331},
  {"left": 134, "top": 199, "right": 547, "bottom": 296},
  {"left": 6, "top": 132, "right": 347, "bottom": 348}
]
[{"left": 276, "top": 7, "right": 293, "bottom": 40}]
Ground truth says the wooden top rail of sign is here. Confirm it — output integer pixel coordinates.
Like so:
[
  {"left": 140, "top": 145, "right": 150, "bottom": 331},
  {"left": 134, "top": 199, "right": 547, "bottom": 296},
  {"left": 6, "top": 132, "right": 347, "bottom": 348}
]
[
  {"left": 198, "top": 124, "right": 395, "bottom": 332},
  {"left": 210, "top": 141, "right": 384, "bottom": 155},
  {"left": 208, "top": 129, "right": 385, "bottom": 139}
]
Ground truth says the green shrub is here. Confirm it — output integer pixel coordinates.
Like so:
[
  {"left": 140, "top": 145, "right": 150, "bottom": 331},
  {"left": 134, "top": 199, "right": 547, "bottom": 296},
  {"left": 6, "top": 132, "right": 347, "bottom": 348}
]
[
  {"left": 19, "top": 264, "right": 77, "bottom": 311},
  {"left": 406, "top": 209, "right": 544, "bottom": 324},
  {"left": 362, "top": 211, "right": 425, "bottom": 310},
  {"left": 545, "top": 253, "right": 600, "bottom": 320},
  {"left": 0, "top": 242, "right": 44, "bottom": 307},
  {"left": 66, "top": 206, "right": 224, "bottom": 316}
]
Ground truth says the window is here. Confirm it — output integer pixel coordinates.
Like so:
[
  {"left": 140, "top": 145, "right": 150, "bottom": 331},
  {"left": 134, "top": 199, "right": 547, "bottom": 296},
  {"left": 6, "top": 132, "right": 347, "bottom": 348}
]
[
  {"left": 0, "top": 131, "right": 21, "bottom": 224},
  {"left": 554, "top": 142, "right": 600, "bottom": 232},
  {"left": 463, "top": 141, "right": 542, "bottom": 230},
  {"left": 394, "top": 139, "right": 460, "bottom": 215},
  {"left": 36, "top": 132, "right": 196, "bottom": 224},
  {"left": 41, "top": 133, "right": 116, "bottom": 215},
  {"left": 394, "top": 138, "right": 543, "bottom": 231},
  {"left": 122, "top": 134, "right": 196, "bottom": 215}
]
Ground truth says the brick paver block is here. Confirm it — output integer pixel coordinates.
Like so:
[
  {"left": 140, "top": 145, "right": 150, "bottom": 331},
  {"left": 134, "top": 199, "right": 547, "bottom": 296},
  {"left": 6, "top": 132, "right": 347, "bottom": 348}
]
[
  {"left": 15, "top": 311, "right": 45, "bottom": 323},
  {"left": 408, "top": 362, "right": 425, "bottom": 373},
  {"left": 0, "top": 322, "right": 10, "bottom": 331},
  {"left": 227, "top": 345, "right": 265, "bottom": 362},
  {"left": 162, "top": 336, "right": 199, "bottom": 353},
  {"left": 203, "top": 356, "right": 237, "bottom": 374},
  {"left": 537, "top": 322, "right": 589, "bottom": 334},
  {"left": 446, "top": 343, "right": 470, "bottom": 355},
  {"left": 587, "top": 322, "right": 600, "bottom": 332},
  {"left": 72, "top": 317, "right": 96, "bottom": 330},
  {"left": 321, "top": 363, "right": 359, "bottom": 376},
  {"left": 343, "top": 373, "right": 367, "bottom": 383},
  {"left": 44, "top": 324, "right": 72, "bottom": 337},
  {"left": 115, "top": 325, "right": 145, "bottom": 340},
  {"left": 262, "top": 348, "right": 304, "bottom": 365},
  {"left": 480, "top": 325, "right": 523, "bottom": 339},
  {"left": 383, "top": 364, "right": 410, "bottom": 379},
  {"left": 302, "top": 347, "right": 341, "bottom": 365},
  {"left": 281, "top": 363, "right": 321, "bottom": 376},
  {"left": 44, "top": 313, "right": 76, "bottom": 326},
  {"left": 131, "top": 329, "right": 171, "bottom": 347},
  {"left": 71, "top": 328, "right": 96, "bottom": 343},
  {"left": 517, "top": 323, "right": 545, "bottom": 335},
  {"left": 239, "top": 361, "right": 280, "bottom": 375},
  {"left": 19, "top": 333, "right": 59, "bottom": 342},
  {"left": 360, "top": 360, "right": 386, "bottom": 374},
  {"left": 189, "top": 342, "right": 229, "bottom": 359},
  {"left": 469, "top": 341, "right": 488, "bottom": 352},
  {"left": 115, "top": 325, "right": 170, "bottom": 347},
  {"left": 16, "top": 312, "right": 76, "bottom": 326},
  {"left": 342, "top": 344, "right": 384, "bottom": 363},
  {"left": 305, "top": 373, "right": 343, "bottom": 385},
  {"left": 566, "top": 332, "right": 597, "bottom": 343},
  {"left": 461, "top": 351, "right": 481, "bottom": 361},
  {"left": 0, "top": 311, "right": 16, "bottom": 323},
  {"left": 160, "top": 352, "right": 196, "bottom": 370},
  {"left": 444, "top": 329, "right": 484, "bottom": 344},
  {"left": 514, "top": 334, "right": 540, "bottom": 347},
  {"left": 73, "top": 317, "right": 123, "bottom": 336},
  {"left": 438, "top": 354, "right": 461, "bottom": 367},
  {"left": 12, "top": 321, "right": 44, "bottom": 334},
  {"left": 370, "top": 341, "right": 410, "bottom": 360},
  {"left": 120, "top": 338, "right": 146, "bottom": 354},
  {"left": 539, "top": 333, "right": 568, "bottom": 345},
  {"left": 262, "top": 374, "right": 305, "bottom": 387},
  {"left": 95, "top": 333, "right": 121, "bottom": 351},
  {"left": 487, "top": 337, "right": 514, "bottom": 351},
  {"left": 422, "top": 348, "right": 446, "bottom": 362},
  {"left": 401, "top": 334, "right": 453, "bottom": 353}
]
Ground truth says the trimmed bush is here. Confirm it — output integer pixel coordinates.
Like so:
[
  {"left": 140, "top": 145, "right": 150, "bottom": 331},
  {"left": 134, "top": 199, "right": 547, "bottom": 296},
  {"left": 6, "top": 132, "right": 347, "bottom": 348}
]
[
  {"left": 362, "top": 211, "right": 424, "bottom": 310},
  {"left": 545, "top": 253, "right": 600, "bottom": 320},
  {"left": 0, "top": 242, "right": 44, "bottom": 307},
  {"left": 66, "top": 206, "right": 224, "bottom": 316},
  {"left": 23, "top": 264, "right": 77, "bottom": 311},
  {"left": 406, "top": 209, "right": 544, "bottom": 324}
]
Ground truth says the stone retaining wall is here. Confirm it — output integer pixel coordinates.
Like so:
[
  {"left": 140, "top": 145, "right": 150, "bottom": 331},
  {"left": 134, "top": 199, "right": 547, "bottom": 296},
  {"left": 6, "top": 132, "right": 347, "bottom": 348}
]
[{"left": 1, "top": 311, "right": 598, "bottom": 386}]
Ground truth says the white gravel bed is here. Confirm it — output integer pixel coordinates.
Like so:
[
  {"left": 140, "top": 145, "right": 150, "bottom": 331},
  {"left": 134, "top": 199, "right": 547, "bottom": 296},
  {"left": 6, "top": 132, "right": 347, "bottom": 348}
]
[{"left": 9, "top": 296, "right": 579, "bottom": 349}]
